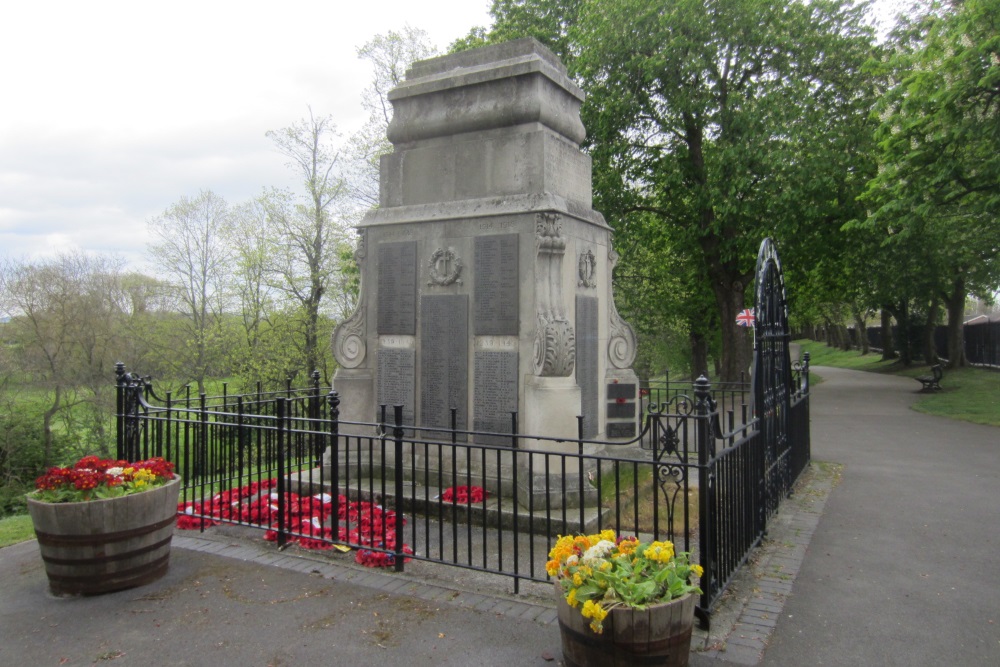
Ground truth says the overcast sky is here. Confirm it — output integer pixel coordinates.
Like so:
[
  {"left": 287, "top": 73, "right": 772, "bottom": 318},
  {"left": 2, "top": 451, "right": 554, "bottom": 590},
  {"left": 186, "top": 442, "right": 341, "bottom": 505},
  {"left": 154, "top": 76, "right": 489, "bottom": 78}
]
[{"left": 0, "top": 0, "right": 491, "bottom": 272}]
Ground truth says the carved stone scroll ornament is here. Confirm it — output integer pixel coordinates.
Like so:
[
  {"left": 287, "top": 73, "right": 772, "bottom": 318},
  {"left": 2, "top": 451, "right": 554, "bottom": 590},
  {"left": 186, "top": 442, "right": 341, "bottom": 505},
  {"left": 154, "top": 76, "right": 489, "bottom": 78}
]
[
  {"left": 607, "top": 248, "right": 637, "bottom": 369},
  {"left": 332, "top": 230, "right": 368, "bottom": 369},
  {"left": 533, "top": 213, "right": 576, "bottom": 376}
]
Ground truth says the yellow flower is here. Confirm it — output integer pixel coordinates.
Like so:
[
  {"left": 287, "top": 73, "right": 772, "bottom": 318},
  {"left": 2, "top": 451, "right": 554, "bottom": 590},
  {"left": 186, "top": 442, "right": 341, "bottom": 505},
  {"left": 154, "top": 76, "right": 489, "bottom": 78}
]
[
  {"left": 692, "top": 564, "right": 704, "bottom": 578},
  {"left": 546, "top": 559, "right": 560, "bottom": 577},
  {"left": 573, "top": 572, "right": 584, "bottom": 587},
  {"left": 643, "top": 540, "right": 675, "bottom": 563},
  {"left": 566, "top": 588, "right": 579, "bottom": 608},
  {"left": 599, "top": 529, "right": 616, "bottom": 543},
  {"left": 581, "top": 600, "right": 608, "bottom": 633},
  {"left": 617, "top": 538, "right": 638, "bottom": 556}
]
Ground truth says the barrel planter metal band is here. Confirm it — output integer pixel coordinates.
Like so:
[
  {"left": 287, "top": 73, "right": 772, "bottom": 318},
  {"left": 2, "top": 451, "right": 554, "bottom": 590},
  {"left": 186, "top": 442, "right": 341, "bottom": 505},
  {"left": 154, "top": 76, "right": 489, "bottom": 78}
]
[
  {"left": 27, "top": 476, "right": 181, "bottom": 596},
  {"left": 557, "top": 590, "right": 695, "bottom": 667}
]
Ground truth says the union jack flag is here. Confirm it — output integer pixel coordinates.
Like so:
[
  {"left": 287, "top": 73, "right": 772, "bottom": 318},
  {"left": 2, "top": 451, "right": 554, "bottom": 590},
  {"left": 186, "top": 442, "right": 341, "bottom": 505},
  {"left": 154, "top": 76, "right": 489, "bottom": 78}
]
[{"left": 736, "top": 309, "right": 755, "bottom": 327}]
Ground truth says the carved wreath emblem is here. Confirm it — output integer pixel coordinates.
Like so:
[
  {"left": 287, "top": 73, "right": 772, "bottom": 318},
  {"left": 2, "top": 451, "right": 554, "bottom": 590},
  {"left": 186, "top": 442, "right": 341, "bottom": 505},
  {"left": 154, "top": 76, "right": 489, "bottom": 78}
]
[
  {"left": 427, "top": 248, "right": 463, "bottom": 286},
  {"left": 578, "top": 249, "right": 596, "bottom": 288}
]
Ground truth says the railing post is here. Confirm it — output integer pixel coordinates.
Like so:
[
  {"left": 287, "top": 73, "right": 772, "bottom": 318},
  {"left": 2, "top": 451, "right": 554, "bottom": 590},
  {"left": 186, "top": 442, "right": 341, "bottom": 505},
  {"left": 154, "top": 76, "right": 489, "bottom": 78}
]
[
  {"left": 115, "top": 362, "right": 127, "bottom": 460},
  {"left": 328, "top": 389, "right": 341, "bottom": 542},
  {"left": 276, "top": 397, "right": 287, "bottom": 549},
  {"left": 392, "top": 404, "right": 405, "bottom": 573},
  {"left": 694, "top": 374, "right": 714, "bottom": 629},
  {"left": 310, "top": 370, "right": 322, "bottom": 464}
]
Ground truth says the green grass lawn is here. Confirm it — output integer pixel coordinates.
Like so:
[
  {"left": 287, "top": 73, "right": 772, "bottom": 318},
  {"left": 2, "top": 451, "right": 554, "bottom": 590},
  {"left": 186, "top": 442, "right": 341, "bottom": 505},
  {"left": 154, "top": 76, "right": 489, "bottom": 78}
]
[
  {"left": 798, "top": 339, "right": 1000, "bottom": 427},
  {"left": 0, "top": 514, "right": 35, "bottom": 548}
]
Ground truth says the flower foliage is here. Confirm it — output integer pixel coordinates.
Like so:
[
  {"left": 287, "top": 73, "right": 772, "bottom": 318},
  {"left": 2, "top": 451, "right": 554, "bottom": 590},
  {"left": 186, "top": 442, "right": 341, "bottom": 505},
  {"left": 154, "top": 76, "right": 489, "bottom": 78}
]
[
  {"left": 547, "top": 530, "right": 703, "bottom": 634},
  {"left": 32, "top": 455, "right": 175, "bottom": 503},
  {"left": 176, "top": 479, "right": 412, "bottom": 566}
]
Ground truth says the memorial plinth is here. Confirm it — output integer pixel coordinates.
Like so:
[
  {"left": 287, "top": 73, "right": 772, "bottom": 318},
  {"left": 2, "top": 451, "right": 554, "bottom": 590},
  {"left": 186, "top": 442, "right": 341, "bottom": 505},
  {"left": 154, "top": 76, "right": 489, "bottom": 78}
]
[{"left": 331, "top": 39, "right": 638, "bottom": 506}]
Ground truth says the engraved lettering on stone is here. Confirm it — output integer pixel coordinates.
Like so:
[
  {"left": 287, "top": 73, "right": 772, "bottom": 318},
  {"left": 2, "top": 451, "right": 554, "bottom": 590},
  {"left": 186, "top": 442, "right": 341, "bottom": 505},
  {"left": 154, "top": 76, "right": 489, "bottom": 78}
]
[
  {"left": 420, "top": 295, "right": 468, "bottom": 433},
  {"left": 377, "top": 348, "right": 415, "bottom": 425},
  {"left": 474, "top": 350, "right": 518, "bottom": 446},
  {"left": 576, "top": 295, "right": 598, "bottom": 438},
  {"left": 474, "top": 235, "right": 519, "bottom": 335},
  {"left": 427, "top": 247, "right": 463, "bottom": 286},
  {"left": 377, "top": 241, "right": 417, "bottom": 335}
]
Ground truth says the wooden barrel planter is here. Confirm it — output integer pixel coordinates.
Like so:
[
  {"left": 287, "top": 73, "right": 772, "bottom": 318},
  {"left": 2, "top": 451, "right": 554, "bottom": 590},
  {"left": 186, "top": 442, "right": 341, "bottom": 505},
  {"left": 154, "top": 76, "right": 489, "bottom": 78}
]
[
  {"left": 26, "top": 476, "right": 181, "bottom": 596},
  {"left": 557, "top": 589, "right": 695, "bottom": 667}
]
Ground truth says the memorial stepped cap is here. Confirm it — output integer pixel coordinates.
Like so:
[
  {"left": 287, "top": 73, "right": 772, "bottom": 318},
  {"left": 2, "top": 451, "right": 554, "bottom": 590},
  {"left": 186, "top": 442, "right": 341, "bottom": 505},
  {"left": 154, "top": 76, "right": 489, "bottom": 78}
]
[{"left": 386, "top": 38, "right": 587, "bottom": 147}]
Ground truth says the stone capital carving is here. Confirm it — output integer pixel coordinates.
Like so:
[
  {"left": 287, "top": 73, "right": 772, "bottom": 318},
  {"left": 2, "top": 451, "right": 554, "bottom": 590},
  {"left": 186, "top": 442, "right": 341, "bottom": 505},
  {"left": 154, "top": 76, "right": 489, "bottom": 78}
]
[{"left": 533, "top": 313, "right": 576, "bottom": 377}]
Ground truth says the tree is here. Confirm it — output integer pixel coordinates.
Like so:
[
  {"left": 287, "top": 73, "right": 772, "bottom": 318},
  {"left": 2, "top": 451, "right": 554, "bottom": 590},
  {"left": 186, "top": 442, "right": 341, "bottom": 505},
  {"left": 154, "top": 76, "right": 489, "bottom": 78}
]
[
  {"left": 0, "top": 253, "right": 130, "bottom": 462},
  {"left": 861, "top": 0, "right": 1000, "bottom": 368},
  {"left": 147, "top": 189, "right": 233, "bottom": 392},
  {"left": 265, "top": 111, "right": 352, "bottom": 381},
  {"left": 461, "top": 0, "right": 879, "bottom": 381}
]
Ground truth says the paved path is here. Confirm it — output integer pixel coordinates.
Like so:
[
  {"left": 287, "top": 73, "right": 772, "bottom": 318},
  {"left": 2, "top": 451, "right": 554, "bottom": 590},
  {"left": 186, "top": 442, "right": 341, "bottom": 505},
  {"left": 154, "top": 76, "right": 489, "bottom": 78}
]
[
  {"left": 2, "top": 366, "right": 997, "bottom": 666},
  {"left": 761, "top": 366, "right": 1000, "bottom": 665}
]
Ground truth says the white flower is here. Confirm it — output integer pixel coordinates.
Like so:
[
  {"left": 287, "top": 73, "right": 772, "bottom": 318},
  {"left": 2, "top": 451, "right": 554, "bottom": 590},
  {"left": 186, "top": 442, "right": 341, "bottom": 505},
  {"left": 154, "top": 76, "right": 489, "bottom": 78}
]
[
  {"left": 106, "top": 467, "right": 124, "bottom": 477},
  {"left": 582, "top": 540, "right": 616, "bottom": 565}
]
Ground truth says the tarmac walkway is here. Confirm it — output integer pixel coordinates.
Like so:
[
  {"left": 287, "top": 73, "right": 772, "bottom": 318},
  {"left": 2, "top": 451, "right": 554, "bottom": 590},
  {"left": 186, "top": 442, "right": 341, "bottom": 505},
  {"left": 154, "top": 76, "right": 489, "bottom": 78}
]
[{"left": 2, "top": 366, "right": 997, "bottom": 665}]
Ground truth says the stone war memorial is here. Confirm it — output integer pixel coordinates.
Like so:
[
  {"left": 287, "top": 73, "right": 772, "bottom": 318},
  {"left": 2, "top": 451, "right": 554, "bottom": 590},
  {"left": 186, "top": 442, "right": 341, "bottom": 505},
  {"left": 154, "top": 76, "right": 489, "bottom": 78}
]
[{"left": 330, "top": 38, "right": 639, "bottom": 503}]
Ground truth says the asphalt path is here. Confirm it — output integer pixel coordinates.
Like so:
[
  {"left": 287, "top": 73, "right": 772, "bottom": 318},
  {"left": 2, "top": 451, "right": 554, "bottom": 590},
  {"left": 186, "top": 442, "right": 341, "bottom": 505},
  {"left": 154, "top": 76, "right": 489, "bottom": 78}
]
[
  {"left": 761, "top": 366, "right": 1000, "bottom": 665},
  {"left": 3, "top": 366, "right": 997, "bottom": 666}
]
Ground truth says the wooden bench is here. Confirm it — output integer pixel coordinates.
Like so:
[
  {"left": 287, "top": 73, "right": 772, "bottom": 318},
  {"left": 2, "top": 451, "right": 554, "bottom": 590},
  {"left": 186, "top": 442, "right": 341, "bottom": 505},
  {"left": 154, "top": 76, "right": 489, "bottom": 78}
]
[{"left": 916, "top": 364, "right": 943, "bottom": 391}]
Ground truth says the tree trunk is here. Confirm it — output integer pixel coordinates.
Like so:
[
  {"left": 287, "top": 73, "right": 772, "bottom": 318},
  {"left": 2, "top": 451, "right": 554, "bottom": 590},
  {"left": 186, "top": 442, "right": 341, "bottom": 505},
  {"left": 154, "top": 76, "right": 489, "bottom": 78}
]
[
  {"left": 852, "top": 307, "right": 869, "bottom": 355},
  {"left": 880, "top": 308, "right": 897, "bottom": 360},
  {"left": 689, "top": 331, "right": 709, "bottom": 380},
  {"left": 943, "top": 276, "right": 967, "bottom": 369},
  {"left": 42, "top": 387, "right": 62, "bottom": 468},
  {"left": 710, "top": 276, "right": 752, "bottom": 382},
  {"left": 891, "top": 301, "right": 913, "bottom": 366}
]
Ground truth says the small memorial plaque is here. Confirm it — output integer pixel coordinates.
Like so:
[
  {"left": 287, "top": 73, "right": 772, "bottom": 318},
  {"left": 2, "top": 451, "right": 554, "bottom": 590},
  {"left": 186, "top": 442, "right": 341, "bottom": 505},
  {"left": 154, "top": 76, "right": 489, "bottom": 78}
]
[
  {"left": 606, "top": 422, "right": 636, "bottom": 439},
  {"left": 376, "top": 347, "right": 415, "bottom": 425},
  {"left": 607, "top": 383, "right": 636, "bottom": 400},
  {"left": 377, "top": 241, "right": 417, "bottom": 334},
  {"left": 474, "top": 235, "right": 519, "bottom": 335},
  {"left": 606, "top": 401, "right": 636, "bottom": 420},
  {"left": 474, "top": 350, "right": 519, "bottom": 446},
  {"left": 420, "top": 295, "right": 469, "bottom": 435},
  {"left": 576, "top": 296, "right": 599, "bottom": 438}
]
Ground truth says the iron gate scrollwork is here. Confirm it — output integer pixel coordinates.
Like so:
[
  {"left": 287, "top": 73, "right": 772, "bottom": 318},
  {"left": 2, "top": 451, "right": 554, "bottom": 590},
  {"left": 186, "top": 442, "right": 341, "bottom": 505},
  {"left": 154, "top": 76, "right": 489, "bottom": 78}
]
[{"left": 752, "top": 238, "right": 794, "bottom": 519}]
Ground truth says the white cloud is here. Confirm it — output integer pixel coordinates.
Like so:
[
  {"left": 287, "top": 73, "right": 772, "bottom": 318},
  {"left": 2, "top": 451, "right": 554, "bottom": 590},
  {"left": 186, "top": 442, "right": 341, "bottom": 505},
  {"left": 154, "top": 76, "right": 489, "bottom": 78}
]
[{"left": 0, "top": 0, "right": 491, "bottom": 268}]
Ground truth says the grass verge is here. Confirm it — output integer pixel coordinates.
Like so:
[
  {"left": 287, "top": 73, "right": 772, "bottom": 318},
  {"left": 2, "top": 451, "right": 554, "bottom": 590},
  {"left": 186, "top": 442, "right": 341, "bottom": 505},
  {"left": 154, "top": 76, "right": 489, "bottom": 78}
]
[
  {"left": 0, "top": 514, "right": 35, "bottom": 548},
  {"left": 797, "top": 339, "right": 1000, "bottom": 427}
]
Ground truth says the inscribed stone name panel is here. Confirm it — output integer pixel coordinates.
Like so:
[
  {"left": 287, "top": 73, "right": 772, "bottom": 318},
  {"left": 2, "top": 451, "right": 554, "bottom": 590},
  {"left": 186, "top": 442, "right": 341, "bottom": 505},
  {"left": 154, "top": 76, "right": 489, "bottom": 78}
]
[
  {"left": 473, "top": 350, "right": 519, "bottom": 446},
  {"left": 473, "top": 234, "right": 519, "bottom": 335},
  {"left": 420, "top": 295, "right": 469, "bottom": 435},
  {"left": 376, "top": 347, "right": 415, "bottom": 426},
  {"left": 576, "top": 295, "right": 598, "bottom": 438},
  {"left": 377, "top": 241, "right": 417, "bottom": 335}
]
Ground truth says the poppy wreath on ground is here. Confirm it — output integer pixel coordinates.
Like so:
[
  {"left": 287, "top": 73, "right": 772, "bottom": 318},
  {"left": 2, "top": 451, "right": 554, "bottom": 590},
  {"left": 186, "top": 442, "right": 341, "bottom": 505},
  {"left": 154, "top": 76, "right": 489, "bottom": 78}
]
[
  {"left": 176, "top": 479, "right": 411, "bottom": 566},
  {"left": 440, "top": 485, "right": 487, "bottom": 503}
]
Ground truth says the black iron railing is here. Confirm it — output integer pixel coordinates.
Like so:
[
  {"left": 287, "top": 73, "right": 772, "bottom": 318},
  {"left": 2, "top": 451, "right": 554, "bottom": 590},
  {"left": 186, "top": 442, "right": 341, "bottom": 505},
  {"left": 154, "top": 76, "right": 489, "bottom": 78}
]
[{"left": 116, "top": 360, "right": 810, "bottom": 628}]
